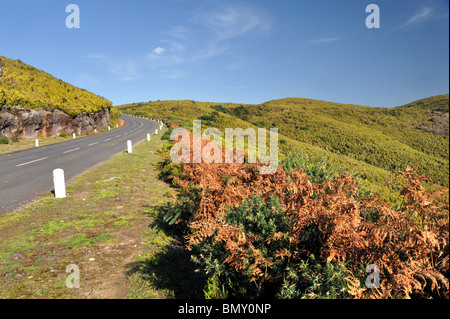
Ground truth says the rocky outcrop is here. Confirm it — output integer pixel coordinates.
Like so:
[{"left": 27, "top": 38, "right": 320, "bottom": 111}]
[
  {"left": 417, "top": 111, "right": 449, "bottom": 136},
  {"left": 0, "top": 105, "right": 110, "bottom": 140}
]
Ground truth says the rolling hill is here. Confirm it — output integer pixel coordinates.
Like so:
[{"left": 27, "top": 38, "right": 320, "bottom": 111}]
[{"left": 117, "top": 95, "right": 449, "bottom": 201}]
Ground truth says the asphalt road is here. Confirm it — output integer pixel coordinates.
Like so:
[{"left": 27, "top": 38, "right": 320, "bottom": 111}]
[{"left": 0, "top": 115, "right": 160, "bottom": 215}]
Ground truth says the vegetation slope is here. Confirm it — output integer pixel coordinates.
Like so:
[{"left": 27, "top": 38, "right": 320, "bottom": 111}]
[
  {"left": 0, "top": 56, "right": 113, "bottom": 117},
  {"left": 148, "top": 106, "right": 448, "bottom": 299},
  {"left": 117, "top": 95, "right": 449, "bottom": 202}
]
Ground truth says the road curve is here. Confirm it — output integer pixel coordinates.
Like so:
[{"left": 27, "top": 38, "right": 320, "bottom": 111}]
[{"left": 0, "top": 115, "right": 160, "bottom": 215}]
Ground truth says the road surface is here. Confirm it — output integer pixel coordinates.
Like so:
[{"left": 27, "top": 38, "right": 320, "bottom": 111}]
[{"left": 0, "top": 115, "right": 160, "bottom": 215}]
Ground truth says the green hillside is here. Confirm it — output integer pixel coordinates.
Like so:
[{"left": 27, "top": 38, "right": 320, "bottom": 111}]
[
  {"left": 117, "top": 95, "right": 449, "bottom": 201},
  {"left": 0, "top": 56, "right": 112, "bottom": 116}
]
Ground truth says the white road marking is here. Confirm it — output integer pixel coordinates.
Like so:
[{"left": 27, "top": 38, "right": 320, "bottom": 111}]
[
  {"left": 16, "top": 157, "right": 48, "bottom": 167},
  {"left": 63, "top": 148, "right": 80, "bottom": 154},
  {"left": 15, "top": 120, "right": 145, "bottom": 168}
]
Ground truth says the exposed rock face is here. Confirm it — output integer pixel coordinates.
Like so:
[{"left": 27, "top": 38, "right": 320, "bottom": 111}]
[
  {"left": 0, "top": 105, "right": 110, "bottom": 140},
  {"left": 417, "top": 111, "right": 449, "bottom": 136}
]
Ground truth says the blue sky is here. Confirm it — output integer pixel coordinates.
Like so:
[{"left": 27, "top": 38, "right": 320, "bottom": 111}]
[{"left": 1, "top": 0, "right": 448, "bottom": 107}]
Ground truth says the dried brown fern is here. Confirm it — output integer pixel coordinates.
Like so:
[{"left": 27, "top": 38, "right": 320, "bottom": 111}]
[{"left": 163, "top": 129, "right": 449, "bottom": 298}]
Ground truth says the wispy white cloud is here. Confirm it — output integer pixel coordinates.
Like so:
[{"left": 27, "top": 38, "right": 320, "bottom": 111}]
[
  {"left": 142, "top": 3, "right": 272, "bottom": 73},
  {"left": 192, "top": 43, "right": 231, "bottom": 61},
  {"left": 84, "top": 2, "right": 274, "bottom": 82},
  {"left": 152, "top": 47, "right": 167, "bottom": 55},
  {"left": 161, "top": 25, "right": 191, "bottom": 40},
  {"left": 309, "top": 37, "right": 341, "bottom": 44},
  {"left": 108, "top": 60, "right": 139, "bottom": 82},
  {"left": 84, "top": 54, "right": 139, "bottom": 81},
  {"left": 400, "top": 7, "right": 434, "bottom": 28},
  {"left": 223, "top": 85, "right": 247, "bottom": 90},
  {"left": 84, "top": 53, "right": 110, "bottom": 60},
  {"left": 144, "top": 40, "right": 186, "bottom": 70},
  {"left": 191, "top": 3, "right": 274, "bottom": 40},
  {"left": 77, "top": 73, "right": 99, "bottom": 85},
  {"left": 158, "top": 69, "right": 188, "bottom": 80},
  {"left": 225, "top": 61, "right": 244, "bottom": 70},
  {"left": 145, "top": 51, "right": 185, "bottom": 69},
  {"left": 160, "top": 39, "right": 186, "bottom": 53}
]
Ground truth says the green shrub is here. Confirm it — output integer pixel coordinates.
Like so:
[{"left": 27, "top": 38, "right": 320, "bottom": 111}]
[
  {"left": 186, "top": 192, "right": 355, "bottom": 299},
  {"left": 110, "top": 107, "right": 121, "bottom": 123},
  {"left": 162, "top": 186, "right": 202, "bottom": 234},
  {"left": 199, "top": 111, "right": 220, "bottom": 124},
  {"left": 277, "top": 255, "right": 351, "bottom": 299},
  {"left": 281, "top": 152, "right": 338, "bottom": 184},
  {"left": 59, "top": 132, "right": 68, "bottom": 138},
  {"left": 0, "top": 136, "right": 9, "bottom": 144},
  {"left": 204, "top": 276, "right": 230, "bottom": 299},
  {"left": 190, "top": 194, "right": 291, "bottom": 298},
  {"left": 161, "top": 127, "right": 176, "bottom": 140},
  {"left": 233, "top": 105, "right": 249, "bottom": 120},
  {"left": 253, "top": 121, "right": 266, "bottom": 128},
  {"left": 210, "top": 104, "right": 232, "bottom": 115},
  {"left": 158, "top": 162, "right": 183, "bottom": 184},
  {"left": 10, "top": 133, "right": 20, "bottom": 143}
]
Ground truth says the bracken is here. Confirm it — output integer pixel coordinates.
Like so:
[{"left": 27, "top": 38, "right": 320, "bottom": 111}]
[{"left": 161, "top": 127, "right": 449, "bottom": 299}]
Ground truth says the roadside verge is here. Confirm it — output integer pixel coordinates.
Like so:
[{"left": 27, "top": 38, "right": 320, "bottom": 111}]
[{"left": 0, "top": 126, "right": 200, "bottom": 298}]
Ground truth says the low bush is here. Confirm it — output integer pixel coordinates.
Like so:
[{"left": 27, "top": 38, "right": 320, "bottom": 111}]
[
  {"left": 10, "top": 133, "right": 20, "bottom": 142},
  {"left": 0, "top": 136, "right": 9, "bottom": 144},
  {"left": 110, "top": 107, "right": 121, "bottom": 123},
  {"left": 281, "top": 151, "right": 338, "bottom": 183},
  {"left": 161, "top": 127, "right": 176, "bottom": 141}
]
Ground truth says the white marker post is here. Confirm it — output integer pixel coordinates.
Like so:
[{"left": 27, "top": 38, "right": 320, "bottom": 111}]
[
  {"left": 73, "top": 133, "right": 76, "bottom": 139},
  {"left": 155, "top": 129, "right": 158, "bottom": 135},
  {"left": 127, "top": 140, "right": 132, "bottom": 153},
  {"left": 108, "top": 126, "right": 111, "bottom": 131},
  {"left": 53, "top": 168, "right": 66, "bottom": 199},
  {"left": 147, "top": 133, "right": 151, "bottom": 142},
  {"left": 35, "top": 139, "right": 39, "bottom": 147}
]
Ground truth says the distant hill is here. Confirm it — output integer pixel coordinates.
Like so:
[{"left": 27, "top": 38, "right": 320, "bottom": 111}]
[
  {"left": 399, "top": 94, "right": 449, "bottom": 112},
  {"left": 117, "top": 95, "right": 449, "bottom": 200},
  {"left": 0, "top": 56, "right": 112, "bottom": 116}
]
